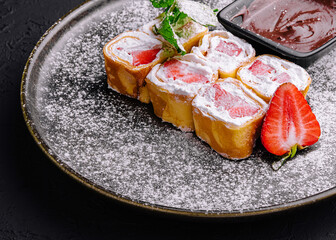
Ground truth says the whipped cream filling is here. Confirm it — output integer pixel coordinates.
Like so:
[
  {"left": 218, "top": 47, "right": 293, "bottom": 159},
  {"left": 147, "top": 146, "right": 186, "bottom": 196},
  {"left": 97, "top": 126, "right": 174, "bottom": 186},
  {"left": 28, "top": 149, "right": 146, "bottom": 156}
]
[
  {"left": 138, "top": 19, "right": 161, "bottom": 36},
  {"left": 193, "top": 30, "right": 255, "bottom": 73},
  {"left": 238, "top": 55, "right": 310, "bottom": 98},
  {"left": 105, "top": 31, "right": 163, "bottom": 65},
  {"left": 146, "top": 53, "right": 216, "bottom": 97},
  {"left": 192, "top": 78, "right": 267, "bottom": 126}
]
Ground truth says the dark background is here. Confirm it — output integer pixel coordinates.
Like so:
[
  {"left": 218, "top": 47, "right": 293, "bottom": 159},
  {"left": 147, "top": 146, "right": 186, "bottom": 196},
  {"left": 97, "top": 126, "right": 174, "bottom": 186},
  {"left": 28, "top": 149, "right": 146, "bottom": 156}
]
[{"left": 1, "top": 0, "right": 336, "bottom": 239}]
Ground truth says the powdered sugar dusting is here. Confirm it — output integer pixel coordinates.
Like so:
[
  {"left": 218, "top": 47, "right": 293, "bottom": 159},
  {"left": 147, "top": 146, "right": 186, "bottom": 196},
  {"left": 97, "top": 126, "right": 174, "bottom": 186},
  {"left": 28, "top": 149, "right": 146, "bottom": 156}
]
[{"left": 24, "top": 0, "right": 336, "bottom": 214}]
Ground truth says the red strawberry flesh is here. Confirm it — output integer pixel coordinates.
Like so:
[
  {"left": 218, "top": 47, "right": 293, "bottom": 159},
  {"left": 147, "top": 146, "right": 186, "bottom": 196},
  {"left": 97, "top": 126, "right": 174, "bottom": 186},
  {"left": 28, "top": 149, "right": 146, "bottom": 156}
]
[
  {"left": 248, "top": 59, "right": 275, "bottom": 75},
  {"left": 228, "top": 105, "right": 260, "bottom": 119},
  {"left": 213, "top": 83, "right": 260, "bottom": 119},
  {"left": 261, "top": 83, "right": 321, "bottom": 156},
  {"left": 215, "top": 40, "right": 243, "bottom": 57},
  {"left": 131, "top": 48, "right": 160, "bottom": 66},
  {"left": 272, "top": 72, "right": 291, "bottom": 84},
  {"left": 163, "top": 59, "right": 209, "bottom": 84}
]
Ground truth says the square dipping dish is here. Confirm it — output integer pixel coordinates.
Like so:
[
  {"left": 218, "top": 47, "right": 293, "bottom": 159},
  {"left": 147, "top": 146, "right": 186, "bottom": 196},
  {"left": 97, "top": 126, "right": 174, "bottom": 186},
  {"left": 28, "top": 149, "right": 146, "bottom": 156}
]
[{"left": 217, "top": 0, "right": 336, "bottom": 67}]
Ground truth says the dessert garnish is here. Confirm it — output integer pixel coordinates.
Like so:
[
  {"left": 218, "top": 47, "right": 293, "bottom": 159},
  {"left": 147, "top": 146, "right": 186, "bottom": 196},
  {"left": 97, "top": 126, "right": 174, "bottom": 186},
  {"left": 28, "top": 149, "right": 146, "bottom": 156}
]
[
  {"left": 261, "top": 83, "right": 321, "bottom": 170},
  {"left": 150, "top": 0, "right": 217, "bottom": 54}
]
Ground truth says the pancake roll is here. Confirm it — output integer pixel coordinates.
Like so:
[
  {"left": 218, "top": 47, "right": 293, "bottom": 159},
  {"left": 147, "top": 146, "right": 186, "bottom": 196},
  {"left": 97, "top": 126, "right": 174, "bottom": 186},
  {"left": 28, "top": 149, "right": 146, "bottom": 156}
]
[
  {"left": 237, "top": 54, "right": 312, "bottom": 103},
  {"left": 192, "top": 30, "right": 255, "bottom": 78},
  {"left": 146, "top": 53, "right": 218, "bottom": 131},
  {"left": 103, "top": 31, "right": 175, "bottom": 103},
  {"left": 192, "top": 78, "right": 268, "bottom": 159}
]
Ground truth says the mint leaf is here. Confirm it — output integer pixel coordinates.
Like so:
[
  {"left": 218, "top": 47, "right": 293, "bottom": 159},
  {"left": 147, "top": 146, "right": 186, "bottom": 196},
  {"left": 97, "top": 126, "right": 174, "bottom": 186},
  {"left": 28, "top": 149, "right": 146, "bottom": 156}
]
[
  {"left": 150, "top": 0, "right": 175, "bottom": 8},
  {"left": 155, "top": 17, "right": 186, "bottom": 54},
  {"left": 150, "top": 0, "right": 217, "bottom": 54},
  {"left": 169, "top": 4, "right": 188, "bottom": 25}
]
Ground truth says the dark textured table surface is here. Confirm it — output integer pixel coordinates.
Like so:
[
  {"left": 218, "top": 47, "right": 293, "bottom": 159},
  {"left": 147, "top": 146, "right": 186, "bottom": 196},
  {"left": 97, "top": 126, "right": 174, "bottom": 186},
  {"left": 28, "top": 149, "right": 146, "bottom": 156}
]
[{"left": 2, "top": 0, "right": 336, "bottom": 239}]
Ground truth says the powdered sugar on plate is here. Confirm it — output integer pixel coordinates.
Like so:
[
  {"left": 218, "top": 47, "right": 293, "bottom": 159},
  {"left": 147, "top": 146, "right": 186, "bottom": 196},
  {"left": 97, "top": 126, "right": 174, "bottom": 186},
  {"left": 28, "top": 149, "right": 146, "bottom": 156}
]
[{"left": 23, "top": 0, "right": 336, "bottom": 214}]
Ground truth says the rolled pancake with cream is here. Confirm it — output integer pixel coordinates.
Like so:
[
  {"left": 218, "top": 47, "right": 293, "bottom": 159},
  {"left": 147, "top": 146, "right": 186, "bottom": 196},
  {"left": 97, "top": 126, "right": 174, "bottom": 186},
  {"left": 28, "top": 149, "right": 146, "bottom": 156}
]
[
  {"left": 103, "top": 31, "right": 175, "bottom": 103},
  {"left": 192, "top": 78, "right": 267, "bottom": 160},
  {"left": 237, "top": 54, "right": 312, "bottom": 103},
  {"left": 192, "top": 30, "right": 255, "bottom": 78},
  {"left": 146, "top": 53, "right": 218, "bottom": 131}
]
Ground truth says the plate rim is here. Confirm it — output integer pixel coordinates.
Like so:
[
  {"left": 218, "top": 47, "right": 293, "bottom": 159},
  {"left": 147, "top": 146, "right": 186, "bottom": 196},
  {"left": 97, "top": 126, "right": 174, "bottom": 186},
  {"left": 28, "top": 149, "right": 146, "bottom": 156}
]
[{"left": 20, "top": 0, "right": 336, "bottom": 218}]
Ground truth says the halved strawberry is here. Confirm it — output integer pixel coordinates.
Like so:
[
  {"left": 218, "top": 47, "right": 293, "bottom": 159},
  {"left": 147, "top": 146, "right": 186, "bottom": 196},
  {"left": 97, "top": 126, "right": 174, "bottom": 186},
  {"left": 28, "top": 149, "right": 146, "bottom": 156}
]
[
  {"left": 261, "top": 83, "right": 321, "bottom": 169},
  {"left": 215, "top": 40, "right": 243, "bottom": 57},
  {"left": 248, "top": 59, "right": 275, "bottom": 75},
  {"left": 163, "top": 59, "right": 209, "bottom": 84},
  {"left": 131, "top": 48, "right": 161, "bottom": 66}
]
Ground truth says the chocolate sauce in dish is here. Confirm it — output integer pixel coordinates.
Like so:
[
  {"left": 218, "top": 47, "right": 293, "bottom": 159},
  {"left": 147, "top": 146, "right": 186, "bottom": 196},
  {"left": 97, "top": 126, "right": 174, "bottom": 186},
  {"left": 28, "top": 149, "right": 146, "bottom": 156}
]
[{"left": 237, "top": 0, "right": 336, "bottom": 52}]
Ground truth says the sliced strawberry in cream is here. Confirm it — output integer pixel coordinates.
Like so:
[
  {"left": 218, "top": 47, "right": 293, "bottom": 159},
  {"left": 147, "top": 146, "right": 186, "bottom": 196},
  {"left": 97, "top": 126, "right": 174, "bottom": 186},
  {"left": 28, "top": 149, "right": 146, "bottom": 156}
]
[
  {"left": 248, "top": 60, "right": 275, "bottom": 75},
  {"left": 215, "top": 40, "right": 243, "bottom": 57},
  {"left": 131, "top": 48, "right": 161, "bottom": 66},
  {"left": 213, "top": 83, "right": 260, "bottom": 119},
  {"left": 214, "top": 84, "right": 235, "bottom": 107},
  {"left": 163, "top": 59, "right": 210, "bottom": 84},
  {"left": 228, "top": 104, "right": 260, "bottom": 119},
  {"left": 272, "top": 72, "right": 291, "bottom": 84}
]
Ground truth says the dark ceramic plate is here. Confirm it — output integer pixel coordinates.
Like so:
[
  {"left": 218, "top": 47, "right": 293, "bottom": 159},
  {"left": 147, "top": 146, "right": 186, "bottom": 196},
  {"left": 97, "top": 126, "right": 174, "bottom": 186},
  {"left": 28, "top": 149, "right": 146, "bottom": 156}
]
[
  {"left": 217, "top": 0, "right": 336, "bottom": 67},
  {"left": 21, "top": 0, "right": 336, "bottom": 217}
]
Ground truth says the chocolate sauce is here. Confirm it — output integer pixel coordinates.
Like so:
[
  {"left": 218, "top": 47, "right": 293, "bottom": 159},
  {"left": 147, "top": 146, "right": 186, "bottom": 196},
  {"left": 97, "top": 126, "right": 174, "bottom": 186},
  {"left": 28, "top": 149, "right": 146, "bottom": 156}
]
[{"left": 237, "top": 0, "right": 336, "bottom": 52}]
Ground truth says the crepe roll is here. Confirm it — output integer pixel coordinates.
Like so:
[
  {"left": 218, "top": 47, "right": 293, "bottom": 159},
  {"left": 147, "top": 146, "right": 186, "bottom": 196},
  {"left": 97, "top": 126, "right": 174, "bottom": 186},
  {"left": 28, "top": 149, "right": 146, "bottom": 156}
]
[
  {"left": 192, "top": 78, "right": 267, "bottom": 160},
  {"left": 237, "top": 54, "right": 312, "bottom": 103},
  {"left": 103, "top": 31, "right": 175, "bottom": 103},
  {"left": 192, "top": 30, "right": 255, "bottom": 78},
  {"left": 146, "top": 53, "right": 218, "bottom": 131}
]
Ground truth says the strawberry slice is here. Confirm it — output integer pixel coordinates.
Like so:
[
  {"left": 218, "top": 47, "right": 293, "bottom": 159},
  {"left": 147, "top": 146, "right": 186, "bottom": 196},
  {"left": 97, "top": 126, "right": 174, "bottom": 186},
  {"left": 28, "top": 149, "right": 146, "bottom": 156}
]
[
  {"left": 163, "top": 59, "right": 209, "bottom": 84},
  {"left": 215, "top": 40, "right": 243, "bottom": 57},
  {"left": 248, "top": 60, "right": 275, "bottom": 75},
  {"left": 131, "top": 48, "right": 160, "bottom": 66},
  {"left": 261, "top": 83, "right": 321, "bottom": 169},
  {"left": 272, "top": 72, "right": 291, "bottom": 84},
  {"left": 228, "top": 104, "right": 259, "bottom": 119},
  {"left": 213, "top": 83, "right": 260, "bottom": 119}
]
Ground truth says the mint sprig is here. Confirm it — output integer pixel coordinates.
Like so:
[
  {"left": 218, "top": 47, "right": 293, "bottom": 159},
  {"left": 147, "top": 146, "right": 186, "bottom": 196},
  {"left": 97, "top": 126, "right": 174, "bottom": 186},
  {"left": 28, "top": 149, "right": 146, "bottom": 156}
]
[
  {"left": 150, "top": 0, "right": 175, "bottom": 8},
  {"left": 150, "top": 0, "right": 217, "bottom": 54},
  {"left": 154, "top": 17, "right": 185, "bottom": 53}
]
